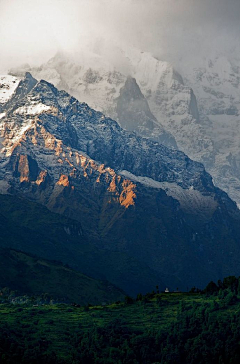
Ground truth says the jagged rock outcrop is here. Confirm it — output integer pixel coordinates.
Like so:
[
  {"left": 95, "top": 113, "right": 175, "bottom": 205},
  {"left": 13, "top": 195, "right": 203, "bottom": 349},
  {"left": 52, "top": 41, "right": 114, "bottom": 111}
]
[{"left": 116, "top": 77, "right": 177, "bottom": 148}]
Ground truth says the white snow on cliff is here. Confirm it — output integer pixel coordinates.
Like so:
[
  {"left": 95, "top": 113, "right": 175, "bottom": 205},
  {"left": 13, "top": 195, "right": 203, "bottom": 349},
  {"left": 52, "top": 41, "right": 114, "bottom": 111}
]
[
  {"left": 0, "top": 75, "right": 20, "bottom": 104},
  {"left": 15, "top": 103, "right": 51, "bottom": 115}
]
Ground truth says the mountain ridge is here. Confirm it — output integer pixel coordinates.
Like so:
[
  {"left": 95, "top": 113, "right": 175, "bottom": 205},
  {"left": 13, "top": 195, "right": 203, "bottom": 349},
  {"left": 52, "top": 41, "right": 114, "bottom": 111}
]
[
  {"left": 1, "top": 73, "right": 240, "bottom": 291},
  {"left": 11, "top": 47, "right": 240, "bottom": 206},
  {"left": 0, "top": 247, "right": 125, "bottom": 305}
]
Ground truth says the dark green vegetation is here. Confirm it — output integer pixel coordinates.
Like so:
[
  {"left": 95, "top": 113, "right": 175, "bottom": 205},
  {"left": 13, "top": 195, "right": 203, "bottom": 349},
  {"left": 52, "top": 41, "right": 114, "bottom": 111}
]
[
  {"left": 0, "top": 248, "right": 124, "bottom": 305},
  {"left": 1, "top": 278, "right": 240, "bottom": 363},
  {"left": 0, "top": 194, "right": 163, "bottom": 295}
]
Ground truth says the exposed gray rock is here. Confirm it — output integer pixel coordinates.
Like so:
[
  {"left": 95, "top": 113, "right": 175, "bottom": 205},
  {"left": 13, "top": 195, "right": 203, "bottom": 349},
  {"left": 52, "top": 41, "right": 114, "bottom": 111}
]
[{"left": 116, "top": 77, "right": 177, "bottom": 148}]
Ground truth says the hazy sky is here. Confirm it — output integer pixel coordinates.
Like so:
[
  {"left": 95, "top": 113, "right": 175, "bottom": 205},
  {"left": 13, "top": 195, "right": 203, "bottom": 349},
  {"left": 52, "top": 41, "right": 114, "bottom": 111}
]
[{"left": 0, "top": 0, "right": 240, "bottom": 73}]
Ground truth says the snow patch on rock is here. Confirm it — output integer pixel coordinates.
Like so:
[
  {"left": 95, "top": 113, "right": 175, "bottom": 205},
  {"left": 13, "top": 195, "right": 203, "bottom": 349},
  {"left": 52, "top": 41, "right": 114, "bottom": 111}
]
[
  {"left": 15, "top": 103, "right": 52, "bottom": 115},
  {"left": 0, "top": 75, "right": 20, "bottom": 104}
]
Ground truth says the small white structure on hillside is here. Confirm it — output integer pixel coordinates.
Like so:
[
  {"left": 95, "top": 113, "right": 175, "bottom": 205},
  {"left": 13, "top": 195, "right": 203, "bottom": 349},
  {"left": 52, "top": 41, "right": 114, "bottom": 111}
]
[{"left": 165, "top": 288, "right": 169, "bottom": 293}]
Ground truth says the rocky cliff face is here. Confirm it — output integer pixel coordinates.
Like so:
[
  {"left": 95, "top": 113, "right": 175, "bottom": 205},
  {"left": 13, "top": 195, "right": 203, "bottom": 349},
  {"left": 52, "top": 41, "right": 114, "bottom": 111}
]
[
  {"left": 116, "top": 77, "right": 177, "bottom": 148},
  {"left": 1, "top": 73, "right": 240, "bottom": 291}
]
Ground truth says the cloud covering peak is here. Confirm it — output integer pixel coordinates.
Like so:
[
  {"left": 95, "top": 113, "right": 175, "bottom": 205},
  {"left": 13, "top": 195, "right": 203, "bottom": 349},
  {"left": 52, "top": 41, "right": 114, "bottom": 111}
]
[{"left": 0, "top": 0, "right": 239, "bottom": 73}]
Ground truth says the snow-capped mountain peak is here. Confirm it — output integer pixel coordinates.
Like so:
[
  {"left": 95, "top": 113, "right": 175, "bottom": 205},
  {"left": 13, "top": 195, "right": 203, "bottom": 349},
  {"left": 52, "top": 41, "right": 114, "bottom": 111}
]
[{"left": 1, "top": 72, "right": 240, "bottom": 291}]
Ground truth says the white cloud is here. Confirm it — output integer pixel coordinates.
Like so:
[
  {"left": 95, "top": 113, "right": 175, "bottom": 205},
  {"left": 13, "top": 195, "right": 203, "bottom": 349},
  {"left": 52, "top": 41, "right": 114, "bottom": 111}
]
[{"left": 0, "top": 0, "right": 239, "bottom": 73}]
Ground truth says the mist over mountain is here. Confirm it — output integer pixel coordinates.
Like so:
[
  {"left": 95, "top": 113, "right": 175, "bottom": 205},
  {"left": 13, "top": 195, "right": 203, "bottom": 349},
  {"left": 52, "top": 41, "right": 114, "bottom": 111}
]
[{"left": 1, "top": 0, "right": 240, "bottom": 73}]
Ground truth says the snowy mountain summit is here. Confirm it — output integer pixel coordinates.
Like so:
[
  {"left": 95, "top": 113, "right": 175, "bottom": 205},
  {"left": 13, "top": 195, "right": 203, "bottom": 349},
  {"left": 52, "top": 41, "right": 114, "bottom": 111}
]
[{"left": 11, "top": 45, "right": 240, "bottom": 207}]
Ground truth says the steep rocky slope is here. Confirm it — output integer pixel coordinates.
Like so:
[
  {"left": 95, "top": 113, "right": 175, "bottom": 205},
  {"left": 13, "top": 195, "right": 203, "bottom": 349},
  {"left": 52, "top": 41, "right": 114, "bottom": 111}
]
[{"left": 1, "top": 73, "right": 240, "bottom": 290}]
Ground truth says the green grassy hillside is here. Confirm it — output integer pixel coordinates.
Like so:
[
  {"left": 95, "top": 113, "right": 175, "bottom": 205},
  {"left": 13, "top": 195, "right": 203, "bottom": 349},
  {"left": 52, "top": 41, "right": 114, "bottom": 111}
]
[
  {"left": 1, "top": 282, "right": 240, "bottom": 363},
  {"left": 0, "top": 248, "right": 124, "bottom": 305}
]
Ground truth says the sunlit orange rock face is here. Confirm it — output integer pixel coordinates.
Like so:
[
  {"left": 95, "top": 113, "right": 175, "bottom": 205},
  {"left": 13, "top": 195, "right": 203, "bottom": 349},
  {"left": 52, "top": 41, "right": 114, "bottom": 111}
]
[
  {"left": 57, "top": 174, "right": 70, "bottom": 187},
  {"left": 11, "top": 154, "right": 39, "bottom": 184},
  {"left": 107, "top": 174, "right": 136, "bottom": 208},
  {"left": 53, "top": 169, "right": 137, "bottom": 210},
  {"left": 119, "top": 180, "right": 136, "bottom": 208},
  {"left": 18, "top": 155, "right": 30, "bottom": 183},
  {"left": 6, "top": 118, "right": 137, "bottom": 219},
  {"left": 35, "top": 170, "right": 48, "bottom": 186}
]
